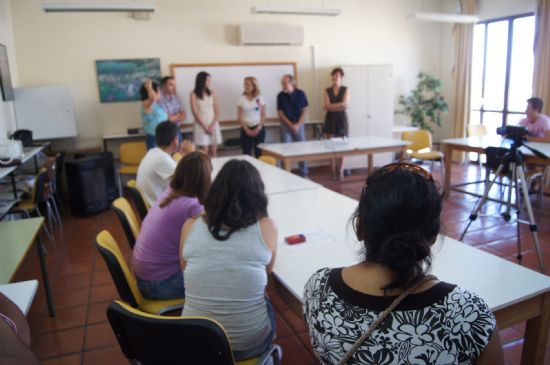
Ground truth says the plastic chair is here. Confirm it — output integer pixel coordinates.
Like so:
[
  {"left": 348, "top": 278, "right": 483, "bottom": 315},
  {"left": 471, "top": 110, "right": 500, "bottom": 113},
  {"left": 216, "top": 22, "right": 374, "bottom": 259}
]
[
  {"left": 124, "top": 180, "right": 149, "bottom": 221},
  {"left": 401, "top": 130, "right": 445, "bottom": 182},
  {"left": 95, "top": 231, "right": 184, "bottom": 314},
  {"left": 467, "top": 124, "right": 488, "bottom": 171},
  {"left": 118, "top": 142, "right": 147, "bottom": 196},
  {"left": 111, "top": 197, "right": 140, "bottom": 249},
  {"left": 258, "top": 155, "right": 277, "bottom": 166},
  {"left": 107, "top": 300, "right": 282, "bottom": 365}
]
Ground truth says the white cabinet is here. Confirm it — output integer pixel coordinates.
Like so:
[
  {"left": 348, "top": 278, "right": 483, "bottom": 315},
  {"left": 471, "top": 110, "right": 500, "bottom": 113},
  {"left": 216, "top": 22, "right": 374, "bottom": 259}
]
[{"left": 340, "top": 65, "right": 394, "bottom": 170}]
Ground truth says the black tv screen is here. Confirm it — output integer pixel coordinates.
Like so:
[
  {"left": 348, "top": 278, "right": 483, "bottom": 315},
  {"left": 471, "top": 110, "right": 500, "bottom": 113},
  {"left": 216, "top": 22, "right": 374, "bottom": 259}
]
[{"left": 0, "top": 44, "right": 14, "bottom": 101}]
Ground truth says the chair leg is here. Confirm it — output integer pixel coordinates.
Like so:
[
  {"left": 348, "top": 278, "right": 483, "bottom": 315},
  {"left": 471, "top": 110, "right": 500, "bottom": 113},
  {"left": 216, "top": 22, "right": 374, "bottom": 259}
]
[
  {"left": 33, "top": 207, "right": 52, "bottom": 240},
  {"left": 50, "top": 197, "right": 63, "bottom": 231},
  {"left": 439, "top": 157, "right": 445, "bottom": 186},
  {"left": 117, "top": 171, "right": 123, "bottom": 197}
]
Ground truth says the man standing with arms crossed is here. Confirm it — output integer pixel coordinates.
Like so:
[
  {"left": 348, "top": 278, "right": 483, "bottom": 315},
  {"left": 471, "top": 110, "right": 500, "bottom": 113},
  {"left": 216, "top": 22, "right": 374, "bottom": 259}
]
[{"left": 159, "top": 76, "right": 187, "bottom": 142}]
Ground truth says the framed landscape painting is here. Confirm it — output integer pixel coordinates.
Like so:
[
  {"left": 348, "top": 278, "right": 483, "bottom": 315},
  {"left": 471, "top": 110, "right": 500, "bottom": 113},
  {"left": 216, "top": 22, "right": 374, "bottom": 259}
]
[
  {"left": 0, "top": 44, "right": 14, "bottom": 101},
  {"left": 96, "top": 58, "right": 161, "bottom": 103}
]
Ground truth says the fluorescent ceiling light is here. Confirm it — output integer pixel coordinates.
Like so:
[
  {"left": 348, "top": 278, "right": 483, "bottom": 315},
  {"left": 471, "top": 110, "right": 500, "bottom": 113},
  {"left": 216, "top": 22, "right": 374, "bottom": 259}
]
[
  {"left": 251, "top": 5, "right": 340, "bottom": 16},
  {"left": 42, "top": 3, "right": 156, "bottom": 13},
  {"left": 411, "top": 12, "right": 479, "bottom": 24}
]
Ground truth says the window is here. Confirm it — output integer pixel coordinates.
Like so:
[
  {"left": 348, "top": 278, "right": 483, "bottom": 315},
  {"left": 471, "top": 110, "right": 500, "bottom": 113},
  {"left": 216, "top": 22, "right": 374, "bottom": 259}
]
[{"left": 469, "top": 14, "right": 535, "bottom": 135}]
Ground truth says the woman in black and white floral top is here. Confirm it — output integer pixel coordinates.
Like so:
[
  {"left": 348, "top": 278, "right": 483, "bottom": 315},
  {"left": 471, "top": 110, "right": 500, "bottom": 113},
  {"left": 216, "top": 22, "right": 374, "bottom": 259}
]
[{"left": 303, "top": 163, "right": 504, "bottom": 365}]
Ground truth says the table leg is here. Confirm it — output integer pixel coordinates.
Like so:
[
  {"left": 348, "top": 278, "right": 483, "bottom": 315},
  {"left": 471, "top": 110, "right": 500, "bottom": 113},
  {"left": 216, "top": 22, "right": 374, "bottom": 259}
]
[
  {"left": 368, "top": 154, "right": 373, "bottom": 174},
  {"left": 521, "top": 292, "right": 550, "bottom": 365},
  {"left": 36, "top": 235, "right": 55, "bottom": 317},
  {"left": 283, "top": 159, "right": 292, "bottom": 172},
  {"left": 443, "top": 144, "right": 452, "bottom": 197}
]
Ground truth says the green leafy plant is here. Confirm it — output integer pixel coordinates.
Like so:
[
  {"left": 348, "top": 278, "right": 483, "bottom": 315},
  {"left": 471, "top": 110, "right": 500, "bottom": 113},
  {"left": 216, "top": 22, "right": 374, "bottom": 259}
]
[{"left": 395, "top": 72, "right": 449, "bottom": 132}]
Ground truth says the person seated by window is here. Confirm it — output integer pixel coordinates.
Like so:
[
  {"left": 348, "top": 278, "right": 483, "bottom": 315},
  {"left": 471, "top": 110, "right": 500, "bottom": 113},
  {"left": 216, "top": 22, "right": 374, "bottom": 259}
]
[
  {"left": 303, "top": 163, "right": 504, "bottom": 365},
  {"left": 132, "top": 151, "right": 211, "bottom": 300},
  {"left": 136, "top": 121, "right": 195, "bottom": 206},
  {"left": 0, "top": 293, "right": 39, "bottom": 365},
  {"left": 519, "top": 97, "right": 550, "bottom": 142},
  {"left": 179, "top": 159, "right": 277, "bottom": 361}
]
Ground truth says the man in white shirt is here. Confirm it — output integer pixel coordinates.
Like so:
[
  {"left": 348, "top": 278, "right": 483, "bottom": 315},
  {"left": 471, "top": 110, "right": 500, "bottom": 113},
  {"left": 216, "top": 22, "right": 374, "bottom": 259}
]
[{"left": 137, "top": 121, "right": 194, "bottom": 206}]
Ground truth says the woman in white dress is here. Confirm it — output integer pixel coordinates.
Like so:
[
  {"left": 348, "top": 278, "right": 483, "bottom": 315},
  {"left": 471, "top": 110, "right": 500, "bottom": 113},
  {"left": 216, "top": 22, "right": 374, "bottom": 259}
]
[{"left": 190, "top": 71, "right": 222, "bottom": 157}]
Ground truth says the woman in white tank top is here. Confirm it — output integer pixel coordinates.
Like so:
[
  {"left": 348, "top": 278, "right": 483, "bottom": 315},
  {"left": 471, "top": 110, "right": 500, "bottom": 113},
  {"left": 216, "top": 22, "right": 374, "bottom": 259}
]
[
  {"left": 190, "top": 71, "right": 223, "bottom": 157},
  {"left": 179, "top": 159, "right": 278, "bottom": 361}
]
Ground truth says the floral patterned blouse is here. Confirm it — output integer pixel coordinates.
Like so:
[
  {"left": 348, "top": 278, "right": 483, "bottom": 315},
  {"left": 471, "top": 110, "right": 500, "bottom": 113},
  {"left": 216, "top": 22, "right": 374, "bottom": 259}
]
[{"left": 303, "top": 268, "right": 496, "bottom": 365}]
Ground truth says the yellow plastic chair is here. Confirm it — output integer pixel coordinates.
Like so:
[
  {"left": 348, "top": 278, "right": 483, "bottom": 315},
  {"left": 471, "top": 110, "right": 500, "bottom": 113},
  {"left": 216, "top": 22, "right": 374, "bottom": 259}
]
[
  {"left": 125, "top": 179, "right": 149, "bottom": 221},
  {"left": 107, "top": 300, "right": 282, "bottom": 365},
  {"left": 401, "top": 130, "right": 445, "bottom": 182},
  {"left": 95, "top": 231, "right": 184, "bottom": 315},
  {"left": 111, "top": 197, "right": 141, "bottom": 249},
  {"left": 118, "top": 142, "right": 147, "bottom": 195},
  {"left": 258, "top": 155, "right": 277, "bottom": 166},
  {"left": 172, "top": 152, "right": 183, "bottom": 162},
  {"left": 467, "top": 124, "right": 488, "bottom": 170}
]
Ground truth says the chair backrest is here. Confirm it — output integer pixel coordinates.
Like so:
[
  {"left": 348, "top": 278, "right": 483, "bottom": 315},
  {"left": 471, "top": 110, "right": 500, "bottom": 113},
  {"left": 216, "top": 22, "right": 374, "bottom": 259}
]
[
  {"left": 258, "top": 156, "right": 277, "bottom": 166},
  {"left": 124, "top": 180, "right": 149, "bottom": 221},
  {"left": 467, "top": 124, "right": 488, "bottom": 137},
  {"left": 120, "top": 142, "right": 147, "bottom": 166},
  {"left": 401, "top": 130, "right": 433, "bottom": 152},
  {"left": 107, "top": 300, "right": 236, "bottom": 365},
  {"left": 95, "top": 231, "right": 142, "bottom": 308},
  {"left": 32, "top": 168, "right": 50, "bottom": 204},
  {"left": 111, "top": 197, "right": 141, "bottom": 249}
]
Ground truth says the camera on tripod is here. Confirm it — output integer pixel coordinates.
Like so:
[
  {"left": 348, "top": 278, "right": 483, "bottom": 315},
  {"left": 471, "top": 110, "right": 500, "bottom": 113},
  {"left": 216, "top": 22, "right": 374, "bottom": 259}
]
[{"left": 496, "top": 125, "right": 528, "bottom": 142}]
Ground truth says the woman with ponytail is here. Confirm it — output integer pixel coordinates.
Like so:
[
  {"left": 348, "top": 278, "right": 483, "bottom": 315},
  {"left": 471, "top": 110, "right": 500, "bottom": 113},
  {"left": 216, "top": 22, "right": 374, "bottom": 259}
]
[
  {"left": 303, "top": 163, "right": 504, "bottom": 365},
  {"left": 132, "top": 151, "right": 212, "bottom": 300}
]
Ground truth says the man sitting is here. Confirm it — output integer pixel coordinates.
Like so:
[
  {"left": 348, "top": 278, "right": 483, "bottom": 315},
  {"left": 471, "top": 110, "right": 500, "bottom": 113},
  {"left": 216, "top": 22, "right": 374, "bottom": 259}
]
[
  {"left": 137, "top": 121, "right": 194, "bottom": 206},
  {"left": 519, "top": 97, "right": 550, "bottom": 142}
]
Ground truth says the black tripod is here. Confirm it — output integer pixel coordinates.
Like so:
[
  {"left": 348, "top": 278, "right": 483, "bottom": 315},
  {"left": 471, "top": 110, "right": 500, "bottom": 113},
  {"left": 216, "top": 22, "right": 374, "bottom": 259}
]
[{"left": 459, "top": 139, "right": 548, "bottom": 273}]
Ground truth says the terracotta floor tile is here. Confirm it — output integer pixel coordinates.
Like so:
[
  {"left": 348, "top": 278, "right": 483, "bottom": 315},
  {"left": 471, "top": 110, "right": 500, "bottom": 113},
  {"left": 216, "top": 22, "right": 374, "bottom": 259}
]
[
  {"left": 87, "top": 300, "right": 111, "bottom": 325},
  {"left": 91, "top": 269, "right": 113, "bottom": 286},
  {"left": 84, "top": 322, "right": 119, "bottom": 350},
  {"left": 38, "top": 304, "right": 87, "bottom": 333},
  {"left": 82, "top": 345, "right": 128, "bottom": 365},
  {"left": 275, "top": 335, "right": 316, "bottom": 365},
  {"left": 54, "top": 288, "right": 90, "bottom": 309},
  {"left": 90, "top": 284, "right": 119, "bottom": 303},
  {"left": 32, "top": 326, "right": 85, "bottom": 359},
  {"left": 40, "top": 353, "right": 82, "bottom": 365},
  {"left": 54, "top": 272, "right": 92, "bottom": 292},
  {"left": 56, "top": 259, "right": 94, "bottom": 275},
  {"left": 503, "top": 339, "right": 523, "bottom": 365}
]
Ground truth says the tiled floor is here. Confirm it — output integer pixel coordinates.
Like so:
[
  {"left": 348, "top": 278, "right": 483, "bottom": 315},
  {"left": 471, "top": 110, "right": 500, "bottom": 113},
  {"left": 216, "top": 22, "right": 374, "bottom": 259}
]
[{"left": 9, "top": 161, "right": 550, "bottom": 365}]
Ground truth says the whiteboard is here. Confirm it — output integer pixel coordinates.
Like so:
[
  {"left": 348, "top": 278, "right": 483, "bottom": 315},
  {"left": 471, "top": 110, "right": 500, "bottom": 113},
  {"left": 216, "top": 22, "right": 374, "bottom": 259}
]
[
  {"left": 171, "top": 63, "right": 296, "bottom": 123},
  {"left": 14, "top": 85, "right": 77, "bottom": 140}
]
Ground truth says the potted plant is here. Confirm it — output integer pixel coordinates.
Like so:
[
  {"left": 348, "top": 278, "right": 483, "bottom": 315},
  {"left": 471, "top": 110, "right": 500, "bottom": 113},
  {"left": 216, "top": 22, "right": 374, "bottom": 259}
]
[{"left": 395, "top": 72, "right": 449, "bottom": 132}]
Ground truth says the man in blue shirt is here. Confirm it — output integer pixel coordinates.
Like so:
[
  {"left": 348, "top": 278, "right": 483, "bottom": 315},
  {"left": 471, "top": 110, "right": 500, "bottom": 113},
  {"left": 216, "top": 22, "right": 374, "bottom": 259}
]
[{"left": 277, "top": 74, "right": 309, "bottom": 177}]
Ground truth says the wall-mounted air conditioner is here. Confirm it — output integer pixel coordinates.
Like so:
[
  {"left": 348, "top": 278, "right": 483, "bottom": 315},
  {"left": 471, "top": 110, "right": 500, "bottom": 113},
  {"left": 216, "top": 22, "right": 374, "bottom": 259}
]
[{"left": 239, "top": 24, "right": 304, "bottom": 46}]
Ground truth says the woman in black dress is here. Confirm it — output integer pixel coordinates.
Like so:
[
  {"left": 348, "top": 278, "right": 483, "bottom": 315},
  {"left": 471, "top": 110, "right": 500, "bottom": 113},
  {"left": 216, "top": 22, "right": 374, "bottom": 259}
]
[{"left": 323, "top": 67, "right": 350, "bottom": 180}]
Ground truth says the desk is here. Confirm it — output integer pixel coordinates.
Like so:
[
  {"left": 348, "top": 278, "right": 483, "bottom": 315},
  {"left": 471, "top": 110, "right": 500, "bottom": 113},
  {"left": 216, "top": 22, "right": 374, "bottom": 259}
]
[
  {"left": 0, "top": 280, "right": 39, "bottom": 316},
  {"left": 441, "top": 136, "right": 550, "bottom": 196},
  {"left": 211, "top": 155, "right": 321, "bottom": 195},
  {"left": 259, "top": 136, "right": 409, "bottom": 173},
  {"left": 269, "top": 187, "right": 550, "bottom": 365},
  {"left": 0, "top": 218, "right": 55, "bottom": 316},
  {"left": 0, "top": 145, "right": 46, "bottom": 199}
]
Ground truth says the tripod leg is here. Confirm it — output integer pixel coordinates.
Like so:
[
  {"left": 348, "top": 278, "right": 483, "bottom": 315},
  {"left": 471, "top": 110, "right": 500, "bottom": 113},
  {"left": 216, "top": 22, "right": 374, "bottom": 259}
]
[
  {"left": 514, "top": 172, "right": 523, "bottom": 262},
  {"left": 502, "top": 163, "right": 515, "bottom": 221},
  {"left": 460, "top": 162, "right": 506, "bottom": 241},
  {"left": 516, "top": 166, "right": 546, "bottom": 273}
]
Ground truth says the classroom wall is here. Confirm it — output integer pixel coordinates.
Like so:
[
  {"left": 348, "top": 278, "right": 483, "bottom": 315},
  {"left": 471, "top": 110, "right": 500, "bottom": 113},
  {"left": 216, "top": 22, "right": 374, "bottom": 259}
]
[
  {"left": 0, "top": 0, "right": 19, "bottom": 139},
  {"left": 9, "top": 0, "right": 445, "bottom": 150}
]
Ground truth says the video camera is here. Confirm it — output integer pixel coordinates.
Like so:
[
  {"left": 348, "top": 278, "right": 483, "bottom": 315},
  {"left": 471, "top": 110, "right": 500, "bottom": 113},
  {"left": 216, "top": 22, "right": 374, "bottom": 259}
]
[{"left": 496, "top": 125, "right": 528, "bottom": 142}]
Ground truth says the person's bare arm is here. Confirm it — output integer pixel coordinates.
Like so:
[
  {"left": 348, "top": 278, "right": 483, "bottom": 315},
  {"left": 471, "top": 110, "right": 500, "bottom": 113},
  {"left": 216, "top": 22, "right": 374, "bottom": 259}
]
[
  {"left": 142, "top": 80, "right": 156, "bottom": 111},
  {"left": 527, "top": 130, "right": 550, "bottom": 143},
  {"left": 259, "top": 104, "right": 266, "bottom": 128},
  {"left": 212, "top": 91, "right": 221, "bottom": 125},
  {"left": 259, "top": 217, "right": 278, "bottom": 274},
  {"left": 296, "top": 106, "right": 309, "bottom": 127},
  {"left": 278, "top": 110, "right": 294, "bottom": 129},
  {"left": 179, "top": 217, "right": 199, "bottom": 271},
  {"left": 189, "top": 93, "right": 209, "bottom": 132},
  {"left": 474, "top": 329, "right": 504, "bottom": 365},
  {"left": 324, "top": 89, "right": 349, "bottom": 112},
  {"left": 0, "top": 293, "right": 38, "bottom": 365}
]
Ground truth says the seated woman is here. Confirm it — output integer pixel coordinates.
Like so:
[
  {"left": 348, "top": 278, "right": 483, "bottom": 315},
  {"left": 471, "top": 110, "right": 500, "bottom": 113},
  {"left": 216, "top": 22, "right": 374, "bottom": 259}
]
[
  {"left": 303, "top": 163, "right": 504, "bottom": 365},
  {"left": 180, "top": 159, "right": 277, "bottom": 361},
  {"left": 132, "top": 151, "right": 212, "bottom": 300}
]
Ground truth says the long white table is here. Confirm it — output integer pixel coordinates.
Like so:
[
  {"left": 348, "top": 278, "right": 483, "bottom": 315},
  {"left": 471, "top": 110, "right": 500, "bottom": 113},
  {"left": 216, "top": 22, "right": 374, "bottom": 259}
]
[
  {"left": 268, "top": 187, "right": 550, "bottom": 365},
  {"left": 259, "top": 136, "right": 409, "bottom": 173},
  {"left": 211, "top": 155, "right": 321, "bottom": 195},
  {"left": 0, "top": 145, "right": 46, "bottom": 200}
]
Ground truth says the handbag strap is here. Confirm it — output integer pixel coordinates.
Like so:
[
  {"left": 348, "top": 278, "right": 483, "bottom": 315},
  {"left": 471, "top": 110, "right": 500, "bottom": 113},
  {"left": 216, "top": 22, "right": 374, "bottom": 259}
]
[{"left": 337, "top": 274, "right": 438, "bottom": 365}]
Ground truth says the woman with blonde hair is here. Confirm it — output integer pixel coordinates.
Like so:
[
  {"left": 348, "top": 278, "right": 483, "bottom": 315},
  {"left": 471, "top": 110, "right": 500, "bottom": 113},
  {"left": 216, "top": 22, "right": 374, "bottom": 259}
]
[{"left": 238, "top": 76, "right": 266, "bottom": 157}]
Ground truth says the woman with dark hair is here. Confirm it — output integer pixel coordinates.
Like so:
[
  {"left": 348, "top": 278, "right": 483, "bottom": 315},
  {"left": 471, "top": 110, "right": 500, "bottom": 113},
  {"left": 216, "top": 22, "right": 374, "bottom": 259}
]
[
  {"left": 180, "top": 159, "right": 277, "bottom": 361},
  {"left": 323, "top": 67, "right": 349, "bottom": 180},
  {"left": 132, "top": 151, "right": 212, "bottom": 300},
  {"left": 303, "top": 163, "right": 504, "bottom": 365},
  {"left": 140, "top": 80, "right": 168, "bottom": 149},
  {"left": 190, "top": 71, "right": 222, "bottom": 157}
]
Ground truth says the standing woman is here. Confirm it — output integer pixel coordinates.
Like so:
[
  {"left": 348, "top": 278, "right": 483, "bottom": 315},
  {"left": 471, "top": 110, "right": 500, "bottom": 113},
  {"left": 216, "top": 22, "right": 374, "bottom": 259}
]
[
  {"left": 141, "top": 80, "right": 168, "bottom": 149},
  {"left": 238, "top": 77, "right": 266, "bottom": 157},
  {"left": 323, "top": 67, "right": 350, "bottom": 180},
  {"left": 190, "top": 72, "right": 222, "bottom": 157}
]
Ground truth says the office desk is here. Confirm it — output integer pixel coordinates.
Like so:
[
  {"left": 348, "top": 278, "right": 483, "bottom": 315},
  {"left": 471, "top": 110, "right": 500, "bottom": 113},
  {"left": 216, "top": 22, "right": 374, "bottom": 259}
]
[
  {"left": 0, "top": 280, "right": 39, "bottom": 316},
  {"left": 211, "top": 155, "right": 321, "bottom": 195},
  {"left": 259, "top": 136, "right": 409, "bottom": 173},
  {"left": 0, "top": 218, "right": 55, "bottom": 316},
  {"left": 0, "top": 145, "right": 47, "bottom": 199},
  {"left": 269, "top": 187, "right": 550, "bottom": 365},
  {"left": 441, "top": 136, "right": 550, "bottom": 197}
]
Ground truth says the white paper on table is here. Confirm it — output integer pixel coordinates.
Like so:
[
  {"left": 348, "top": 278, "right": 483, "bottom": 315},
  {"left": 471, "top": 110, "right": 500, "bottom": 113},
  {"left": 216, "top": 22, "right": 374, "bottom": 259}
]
[{"left": 279, "top": 231, "right": 337, "bottom": 251}]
